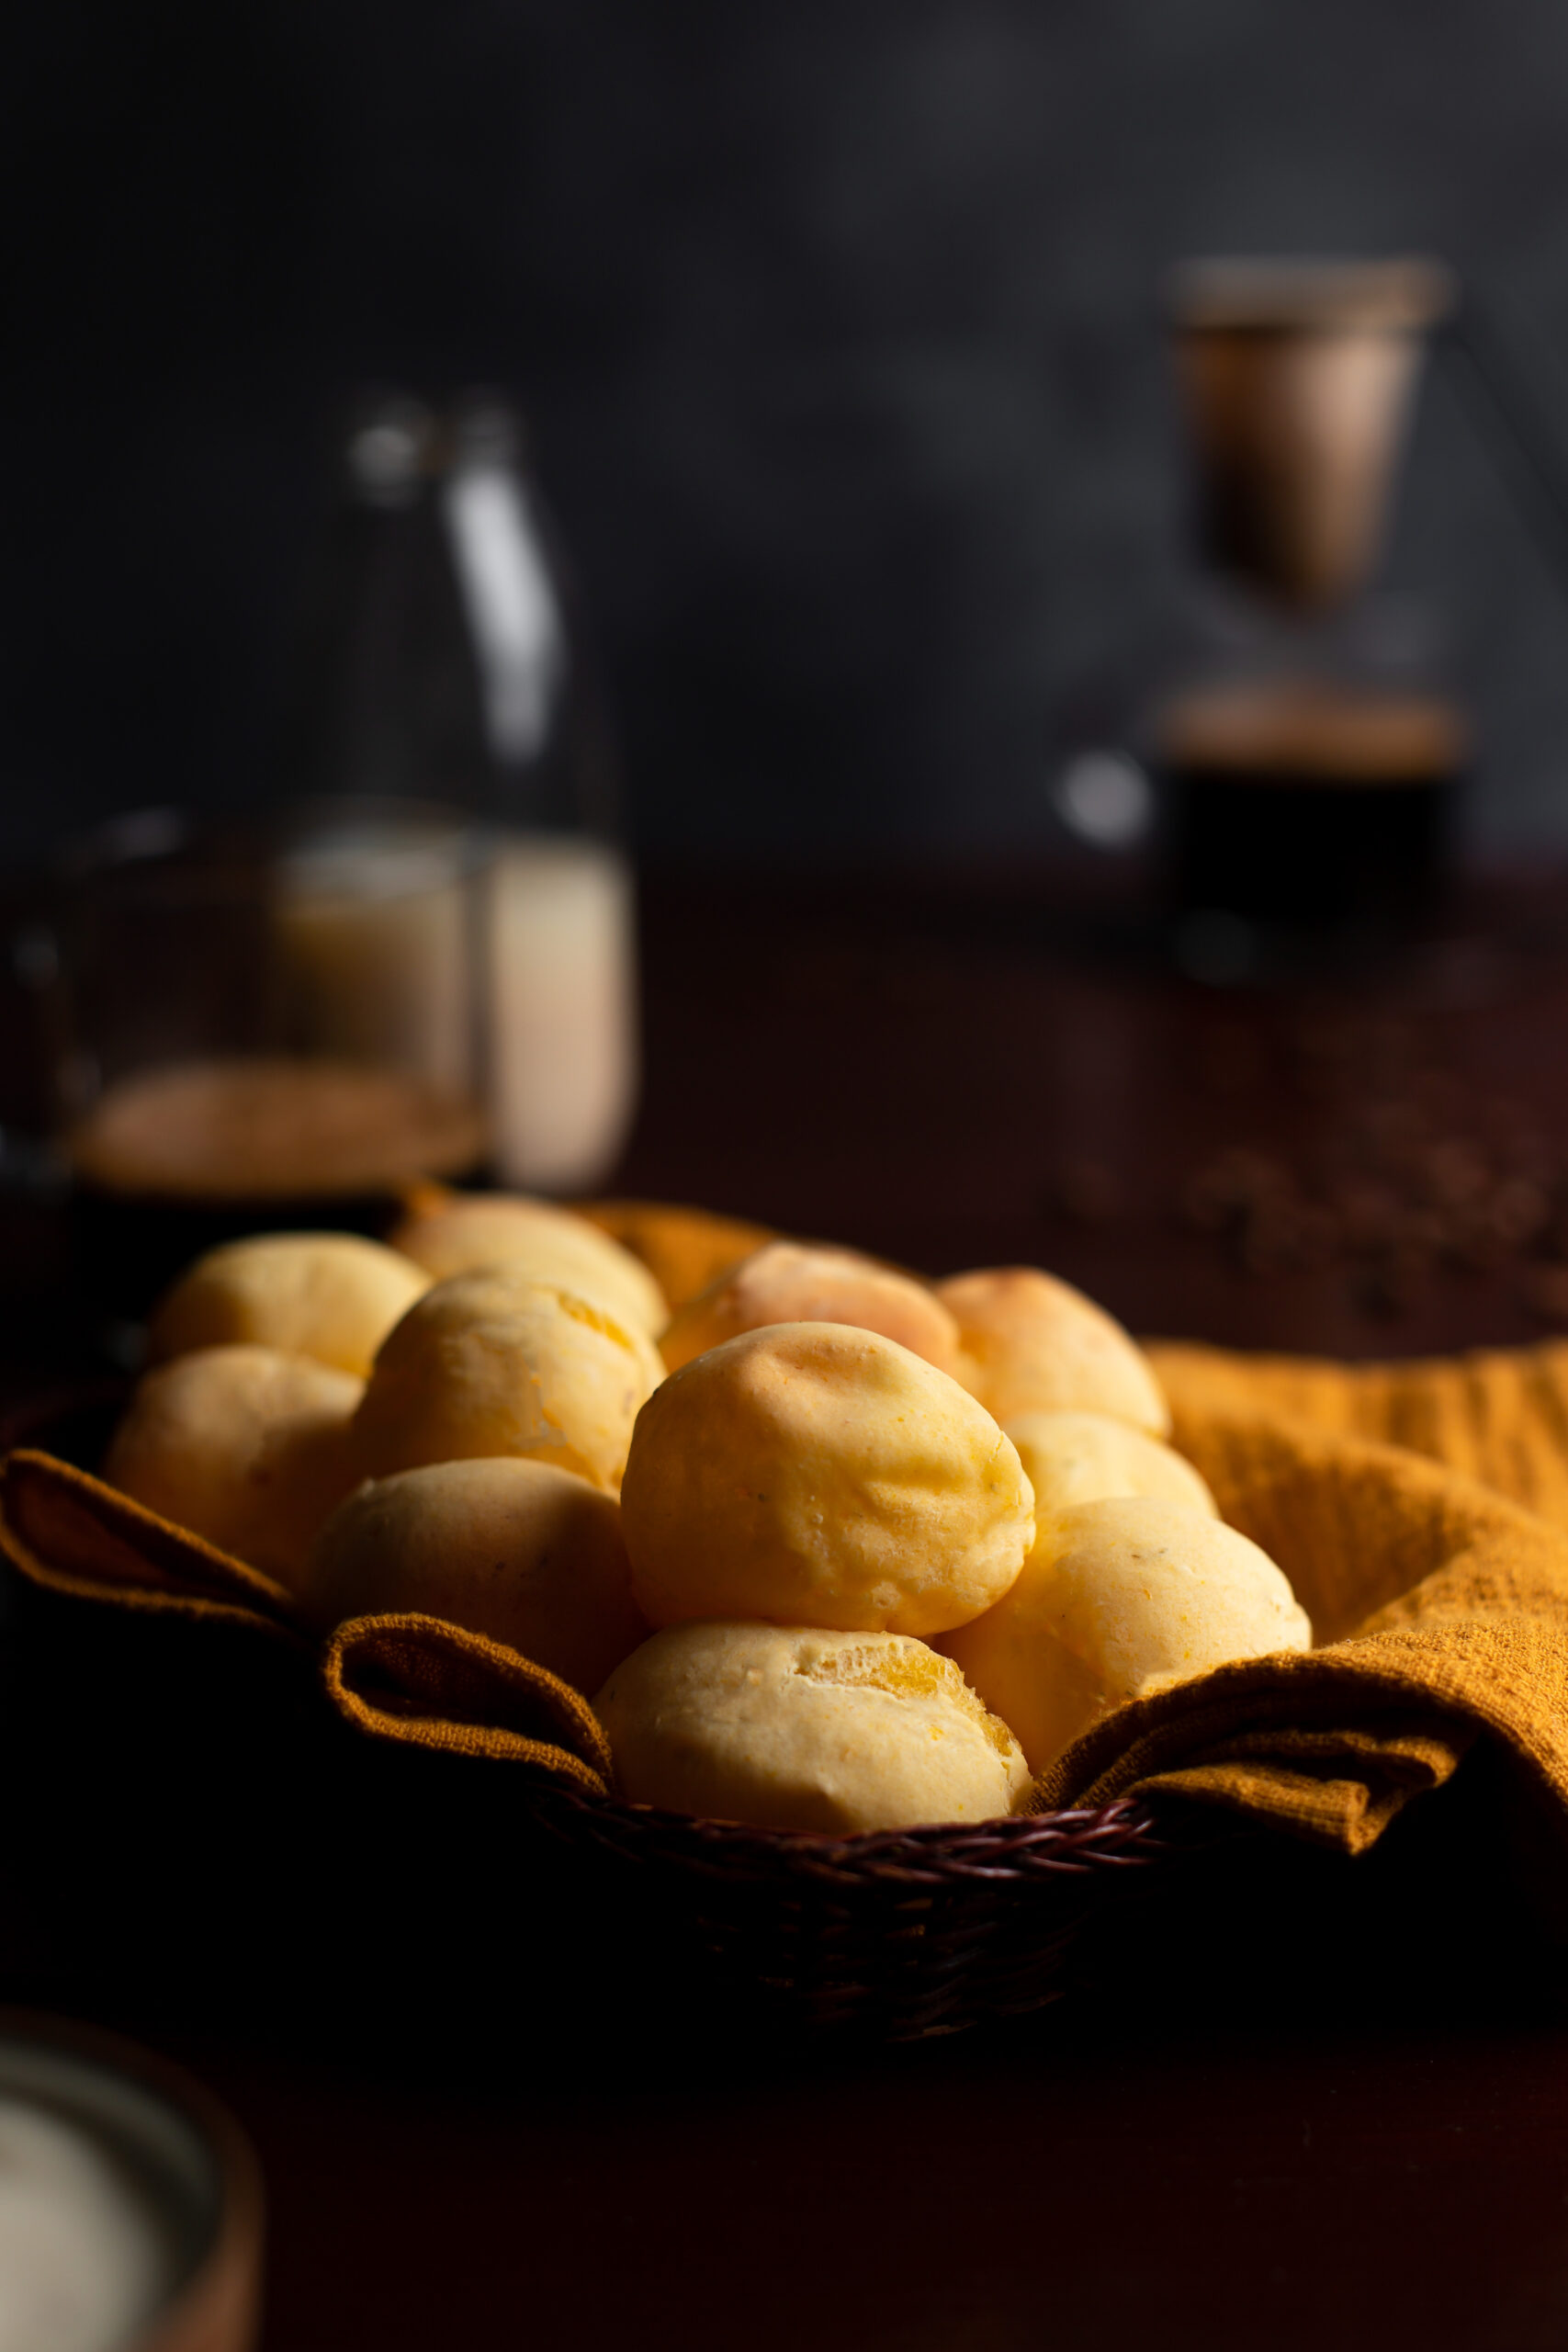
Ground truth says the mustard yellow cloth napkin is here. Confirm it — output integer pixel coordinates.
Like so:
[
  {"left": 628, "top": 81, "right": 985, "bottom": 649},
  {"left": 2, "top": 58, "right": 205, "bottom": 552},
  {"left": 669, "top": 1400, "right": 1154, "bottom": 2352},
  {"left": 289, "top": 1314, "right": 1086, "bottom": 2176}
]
[
  {"left": 1151, "top": 1336, "right": 1568, "bottom": 1532},
  {"left": 9, "top": 1333, "right": 1568, "bottom": 1861},
  {"left": 0, "top": 1448, "right": 612, "bottom": 1801},
  {"left": 1020, "top": 1336, "right": 1568, "bottom": 1857}
]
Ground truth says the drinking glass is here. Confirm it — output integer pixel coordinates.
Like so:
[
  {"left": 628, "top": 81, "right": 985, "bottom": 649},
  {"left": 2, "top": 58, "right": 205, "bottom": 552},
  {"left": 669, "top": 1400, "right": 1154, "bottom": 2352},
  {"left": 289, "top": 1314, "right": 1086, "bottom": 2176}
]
[{"left": 43, "top": 797, "right": 491, "bottom": 1308}]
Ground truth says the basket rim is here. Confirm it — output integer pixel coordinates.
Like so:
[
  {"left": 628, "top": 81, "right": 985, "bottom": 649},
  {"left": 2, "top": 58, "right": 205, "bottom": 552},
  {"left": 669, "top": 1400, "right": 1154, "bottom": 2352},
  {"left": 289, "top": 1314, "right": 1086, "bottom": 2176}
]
[{"left": 528, "top": 1781, "right": 1173, "bottom": 1889}]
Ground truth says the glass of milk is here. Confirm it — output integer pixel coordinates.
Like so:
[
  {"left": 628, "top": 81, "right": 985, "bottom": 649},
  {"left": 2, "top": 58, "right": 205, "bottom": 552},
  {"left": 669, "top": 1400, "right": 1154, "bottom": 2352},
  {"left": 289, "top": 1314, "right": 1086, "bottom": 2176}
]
[{"left": 0, "top": 2018, "right": 262, "bottom": 2352}]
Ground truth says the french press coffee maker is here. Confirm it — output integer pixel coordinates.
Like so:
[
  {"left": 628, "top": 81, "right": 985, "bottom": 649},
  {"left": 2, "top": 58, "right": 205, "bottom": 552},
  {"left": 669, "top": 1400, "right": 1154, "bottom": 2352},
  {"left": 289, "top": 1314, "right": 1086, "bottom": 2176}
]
[{"left": 1157, "top": 256, "right": 1464, "bottom": 939}]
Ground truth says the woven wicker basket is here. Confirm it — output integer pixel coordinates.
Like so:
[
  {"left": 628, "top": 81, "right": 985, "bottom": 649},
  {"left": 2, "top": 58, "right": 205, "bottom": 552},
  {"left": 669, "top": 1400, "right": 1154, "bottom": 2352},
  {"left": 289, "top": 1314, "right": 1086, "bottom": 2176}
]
[
  {"left": 0, "top": 1385, "right": 1196, "bottom": 2041},
  {"left": 524, "top": 1781, "right": 1177, "bottom": 2037}
]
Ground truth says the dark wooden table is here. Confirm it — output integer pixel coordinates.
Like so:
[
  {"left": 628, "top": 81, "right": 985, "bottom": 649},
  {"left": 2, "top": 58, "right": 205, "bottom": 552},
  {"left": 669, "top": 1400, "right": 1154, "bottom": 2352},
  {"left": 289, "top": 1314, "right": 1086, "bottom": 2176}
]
[
  {"left": 12, "top": 860, "right": 1568, "bottom": 2350},
  {"left": 152, "top": 1994, "right": 1568, "bottom": 2352},
  {"left": 620, "top": 860, "right": 1568, "bottom": 1358}
]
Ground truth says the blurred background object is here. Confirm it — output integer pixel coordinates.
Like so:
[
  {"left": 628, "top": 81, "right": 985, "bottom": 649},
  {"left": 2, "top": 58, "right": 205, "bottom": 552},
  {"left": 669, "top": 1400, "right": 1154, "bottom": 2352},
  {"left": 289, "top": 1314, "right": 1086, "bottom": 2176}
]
[
  {"left": 51, "top": 799, "right": 491, "bottom": 1315},
  {"left": 10, "top": 0, "right": 1568, "bottom": 1366},
  {"left": 0, "top": 2016, "right": 263, "bottom": 2352},
  {"left": 6, "top": 387, "right": 637, "bottom": 1303},
  {"left": 285, "top": 392, "right": 637, "bottom": 1189},
  {"left": 12, "top": 0, "right": 1568, "bottom": 874},
  {"left": 1156, "top": 254, "right": 1466, "bottom": 947},
  {"left": 1168, "top": 257, "right": 1453, "bottom": 613}
]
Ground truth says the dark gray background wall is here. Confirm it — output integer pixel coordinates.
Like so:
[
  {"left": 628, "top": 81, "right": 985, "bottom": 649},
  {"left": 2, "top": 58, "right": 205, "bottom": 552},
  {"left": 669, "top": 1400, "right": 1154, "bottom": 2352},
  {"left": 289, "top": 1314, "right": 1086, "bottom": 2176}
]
[{"left": 9, "top": 0, "right": 1568, "bottom": 865}]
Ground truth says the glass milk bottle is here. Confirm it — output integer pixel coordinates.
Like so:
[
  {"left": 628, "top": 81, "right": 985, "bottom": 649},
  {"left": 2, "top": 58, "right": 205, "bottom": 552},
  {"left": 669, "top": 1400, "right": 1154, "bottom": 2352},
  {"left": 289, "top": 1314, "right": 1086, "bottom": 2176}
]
[{"left": 286, "top": 390, "right": 637, "bottom": 1194}]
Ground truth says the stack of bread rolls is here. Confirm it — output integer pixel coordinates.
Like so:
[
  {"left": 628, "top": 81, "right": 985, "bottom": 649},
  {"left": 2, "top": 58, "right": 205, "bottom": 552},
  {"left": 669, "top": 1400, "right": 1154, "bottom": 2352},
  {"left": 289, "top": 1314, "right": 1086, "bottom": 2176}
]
[{"left": 103, "top": 1193, "right": 1311, "bottom": 1835}]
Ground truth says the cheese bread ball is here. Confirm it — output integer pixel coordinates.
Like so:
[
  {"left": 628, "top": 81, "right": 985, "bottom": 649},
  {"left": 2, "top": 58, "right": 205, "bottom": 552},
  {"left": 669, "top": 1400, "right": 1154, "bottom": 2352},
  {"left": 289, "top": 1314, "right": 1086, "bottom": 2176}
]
[
  {"left": 1006, "top": 1411, "right": 1216, "bottom": 1533},
  {"left": 940, "top": 1496, "right": 1311, "bottom": 1773},
  {"left": 307, "top": 1457, "right": 647, "bottom": 1694},
  {"left": 595, "top": 1621, "right": 1031, "bottom": 1834},
  {"left": 660, "top": 1239, "right": 960, "bottom": 1374},
  {"left": 938, "top": 1266, "right": 1169, "bottom": 1435},
  {"left": 103, "top": 1344, "right": 364, "bottom": 1591},
  {"left": 579, "top": 1198, "right": 775, "bottom": 1313},
  {"left": 353, "top": 1268, "right": 664, "bottom": 1491},
  {"left": 620, "top": 1322, "right": 1034, "bottom": 1637},
  {"left": 146, "top": 1232, "right": 430, "bottom": 1381},
  {"left": 387, "top": 1191, "right": 668, "bottom": 1340}
]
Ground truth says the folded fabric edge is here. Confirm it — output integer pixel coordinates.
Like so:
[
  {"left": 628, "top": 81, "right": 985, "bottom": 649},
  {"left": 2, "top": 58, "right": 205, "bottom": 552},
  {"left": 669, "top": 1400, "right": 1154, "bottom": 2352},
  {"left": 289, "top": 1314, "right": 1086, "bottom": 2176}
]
[
  {"left": 1125, "top": 1762, "right": 1419, "bottom": 1854},
  {"left": 322, "top": 1611, "right": 615, "bottom": 1794},
  {"left": 1031, "top": 1657, "right": 1502, "bottom": 1856},
  {"left": 0, "top": 1448, "right": 310, "bottom": 1645}
]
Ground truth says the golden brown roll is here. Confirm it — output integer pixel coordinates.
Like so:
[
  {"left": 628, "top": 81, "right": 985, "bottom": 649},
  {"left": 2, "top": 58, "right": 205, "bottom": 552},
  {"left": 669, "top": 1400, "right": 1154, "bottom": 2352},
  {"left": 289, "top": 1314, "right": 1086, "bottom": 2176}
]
[
  {"left": 620, "top": 1322, "right": 1034, "bottom": 1636},
  {"left": 146, "top": 1231, "right": 430, "bottom": 1381},
  {"left": 938, "top": 1266, "right": 1170, "bottom": 1434},
  {"left": 1004, "top": 1410, "right": 1217, "bottom": 1532},
  {"left": 594, "top": 1620, "right": 1032, "bottom": 1833},
  {"left": 352, "top": 1268, "right": 664, "bottom": 1491},
  {"left": 387, "top": 1190, "right": 669, "bottom": 1339},
  {"left": 939, "top": 1495, "right": 1311, "bottom": 1772},
  {"left": 659, "top": 1238, "right": 960, "bottom": 1374},
  {"left": 576, "top": 1198, "right": 775, "bottom": 1313},
  {"left": 103, "top": 1344, "right": 364, "bottom": 1591},
  {"left": 307, "top": 1457, "right": 648, "bottom": 1694}
]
